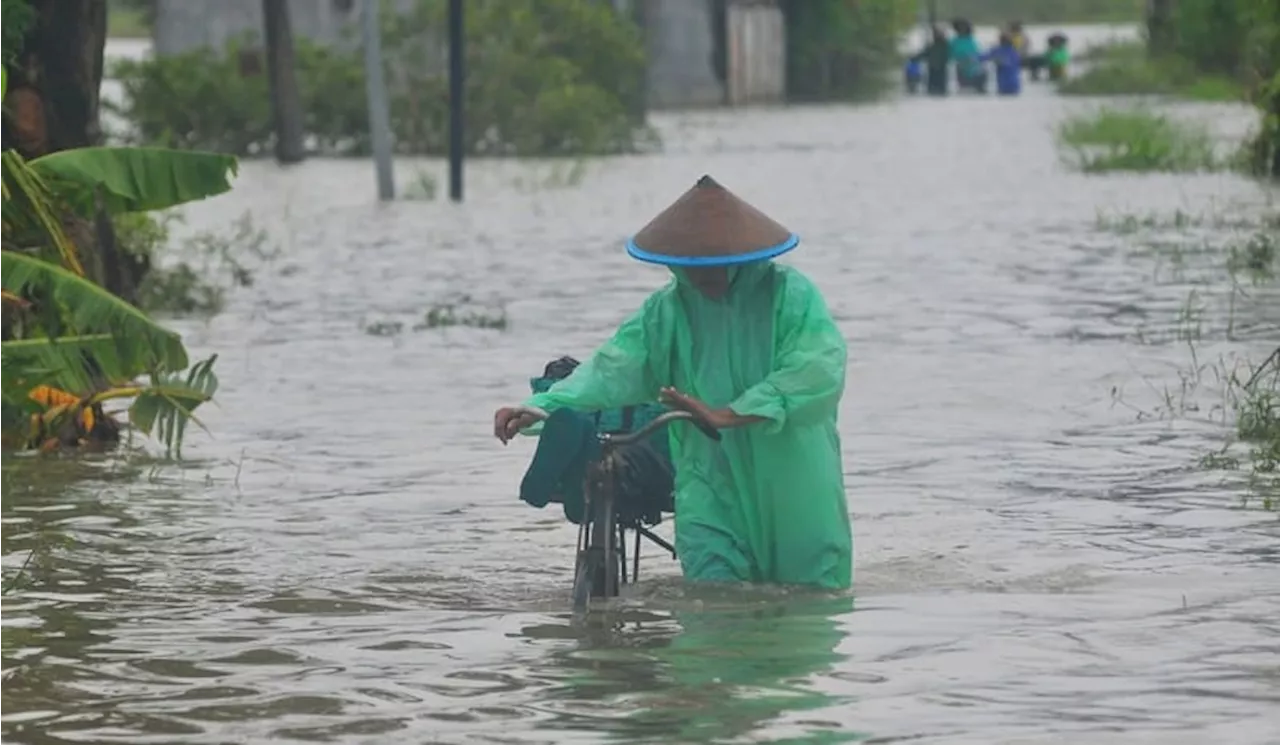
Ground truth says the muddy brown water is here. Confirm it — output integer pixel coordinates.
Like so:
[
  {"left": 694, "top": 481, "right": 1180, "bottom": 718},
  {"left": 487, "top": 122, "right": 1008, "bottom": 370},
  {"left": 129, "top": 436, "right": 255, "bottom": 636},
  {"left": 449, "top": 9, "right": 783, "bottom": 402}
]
[{"left": 3, "top": 26, "right": 1279, "bottom": 745}]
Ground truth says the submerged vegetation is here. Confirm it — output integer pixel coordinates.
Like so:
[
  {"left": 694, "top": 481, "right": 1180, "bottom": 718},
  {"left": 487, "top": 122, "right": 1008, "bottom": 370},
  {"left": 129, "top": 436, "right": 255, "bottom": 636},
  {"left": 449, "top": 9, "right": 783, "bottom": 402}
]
[
  {"left": 116, "top": 211, "right": 276, "bottom": 316},
  {"left": 1059, "top": 0, "right": 1279, "bottom": 179},
  {"left": 1056, "top": 106, "right": 1222, "bottom": 173},
  {"left": 108, "top": 0, "right": 653, "bottom": 158},
  {"left": 1061, "top": 41, "right": 1244, "bottom": 101},
  {"left": 1097, "top": 206, "right": 1280, "bottom": 508},
  {"left": 940, "top": 0, "right": 1144, "bottom": 24},
  {"left": 1059, "top": 46, "right": 1276, "bottom": 492},
  {"left": 110, "top": 0, "right": 920, "bottom": 152},
  {"left": 362, "top": 296, "right": 510, "bottom": 336}
]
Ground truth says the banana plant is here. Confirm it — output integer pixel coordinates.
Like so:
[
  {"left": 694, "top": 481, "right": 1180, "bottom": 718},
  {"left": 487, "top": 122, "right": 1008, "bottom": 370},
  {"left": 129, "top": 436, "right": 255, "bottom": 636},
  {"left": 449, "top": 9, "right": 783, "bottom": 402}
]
[
  {"left": 3, "top": 353, "right": 218, "bottom": 457},
  {"left": 1, "top": 252, "right": 219, "bottom": 457},
  {"left": 2, "top": 64, "right": 237, "bottom": 457}
]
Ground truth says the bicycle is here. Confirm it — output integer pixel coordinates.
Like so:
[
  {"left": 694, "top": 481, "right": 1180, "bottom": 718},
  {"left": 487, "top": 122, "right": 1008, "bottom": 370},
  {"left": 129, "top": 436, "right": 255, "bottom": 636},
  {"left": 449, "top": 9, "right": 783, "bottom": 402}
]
[{"left": 512, "top": 406, "right": 720, "bottom": 612}]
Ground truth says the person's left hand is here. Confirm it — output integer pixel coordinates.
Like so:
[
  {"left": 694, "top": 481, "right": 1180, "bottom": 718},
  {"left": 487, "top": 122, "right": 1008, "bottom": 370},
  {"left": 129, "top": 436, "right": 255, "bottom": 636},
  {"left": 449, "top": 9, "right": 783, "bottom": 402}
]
[{"left": 659, "top": 387, "right": 733, "bottom": 429}]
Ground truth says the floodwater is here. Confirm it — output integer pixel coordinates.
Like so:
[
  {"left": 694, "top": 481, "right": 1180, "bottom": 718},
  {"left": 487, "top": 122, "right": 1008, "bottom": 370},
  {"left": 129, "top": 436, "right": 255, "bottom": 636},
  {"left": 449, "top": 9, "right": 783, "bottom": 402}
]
[{"left": 4, "top": 25, "right": 1280, "bottom": 745}]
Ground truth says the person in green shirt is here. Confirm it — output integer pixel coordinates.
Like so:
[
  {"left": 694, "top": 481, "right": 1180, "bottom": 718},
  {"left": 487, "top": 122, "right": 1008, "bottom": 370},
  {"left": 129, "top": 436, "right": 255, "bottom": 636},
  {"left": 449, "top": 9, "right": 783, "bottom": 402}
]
[
  {"left": 1046, "top": 33, "right": 1071, "bottom": 81},
  {"left": 949, "top": 18, "right": 987, "bottom": 92},
  {"left": 494, "top": 176, "right": 853, "bottom": 591}
]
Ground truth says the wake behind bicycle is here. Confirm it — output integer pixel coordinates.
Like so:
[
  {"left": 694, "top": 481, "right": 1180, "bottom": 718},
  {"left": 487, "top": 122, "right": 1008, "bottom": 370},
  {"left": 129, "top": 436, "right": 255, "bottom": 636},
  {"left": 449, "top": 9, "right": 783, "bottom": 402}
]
[{"left": 512, "top": 405, "right": 720, "bottom": 612}]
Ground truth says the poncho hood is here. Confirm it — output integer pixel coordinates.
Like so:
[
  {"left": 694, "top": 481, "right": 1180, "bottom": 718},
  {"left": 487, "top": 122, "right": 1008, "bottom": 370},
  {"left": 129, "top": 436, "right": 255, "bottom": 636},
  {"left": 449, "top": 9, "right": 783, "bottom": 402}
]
[{"left": 626, "top": 175, "right": 799, "bottom": 267}]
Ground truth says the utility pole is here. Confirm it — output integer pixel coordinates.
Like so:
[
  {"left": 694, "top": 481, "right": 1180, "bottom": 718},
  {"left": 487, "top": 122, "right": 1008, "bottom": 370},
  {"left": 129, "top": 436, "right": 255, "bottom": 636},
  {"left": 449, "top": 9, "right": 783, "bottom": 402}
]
[
  {"left": 262, "top": 0, "right": 306, "bottom": 164},
  {"left": 448, "top": 0, "right": 464, "bottom": 202},
  {"left": 361, "top": 0, "right": 395, "bottom": 200}
]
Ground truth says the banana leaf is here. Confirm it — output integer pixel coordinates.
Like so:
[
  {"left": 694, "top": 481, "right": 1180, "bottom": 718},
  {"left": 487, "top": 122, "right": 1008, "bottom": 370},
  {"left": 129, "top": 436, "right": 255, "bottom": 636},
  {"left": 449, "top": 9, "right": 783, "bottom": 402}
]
[
  {"left": 1, "top": 334, "right": 141, "bottom": 395},
  {"left": 1, "top": 252, "right": 189, "bottom": 373},
  {"left": 131, "top": 354, "right": 219, "bottom": 458},
  {"left": 1, "top": 150, "right": 86, "bottom": 275},
  {"left": 29, "top": 146, "right": 238, "bottom": 214}
]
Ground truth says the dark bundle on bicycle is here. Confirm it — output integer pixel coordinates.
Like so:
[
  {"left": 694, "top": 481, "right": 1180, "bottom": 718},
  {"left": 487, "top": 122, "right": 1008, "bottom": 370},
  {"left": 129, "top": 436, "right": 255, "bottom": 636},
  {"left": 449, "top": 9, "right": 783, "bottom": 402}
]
[
  {"left": 519, "top": 356, "right": 674, "bottom": 528},
  {"left": 518, "top": 356, "right": 709, "bottom": 607}
]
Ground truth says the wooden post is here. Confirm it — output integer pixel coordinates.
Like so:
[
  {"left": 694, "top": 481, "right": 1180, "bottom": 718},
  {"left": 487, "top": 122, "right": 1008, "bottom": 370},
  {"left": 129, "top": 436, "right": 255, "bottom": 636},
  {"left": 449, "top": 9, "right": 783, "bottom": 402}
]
[
  {"left": 262, "top": 0, "right": 306, "bottom": 164},
  {"left": 361, "top": 0, "right": 395, "bottom": 200},
  {"left": 448, "top": 0, "right": 464, "bottom": 202}
]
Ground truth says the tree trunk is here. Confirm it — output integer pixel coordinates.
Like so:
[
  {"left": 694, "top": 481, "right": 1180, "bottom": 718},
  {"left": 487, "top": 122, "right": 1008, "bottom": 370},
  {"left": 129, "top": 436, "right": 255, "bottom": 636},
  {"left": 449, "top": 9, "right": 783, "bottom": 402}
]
[
  {"left": 1147, "top": 0, "right": 1177, "bottom": 57},
  {"left": 262, "top": 0, "right": 306, "bottom": 164},
  {"left": 3, "top": 1, "right": 141, "bottom": 304},
  {"left": 7, "top": 0, "right": 107, "bottom": 156}
]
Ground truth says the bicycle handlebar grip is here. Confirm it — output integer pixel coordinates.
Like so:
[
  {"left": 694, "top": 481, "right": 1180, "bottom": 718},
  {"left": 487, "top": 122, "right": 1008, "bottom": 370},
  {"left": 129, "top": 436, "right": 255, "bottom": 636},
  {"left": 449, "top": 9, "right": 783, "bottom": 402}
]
[{"left": 691, "top": 416, "right": 722, "bottom": 442}]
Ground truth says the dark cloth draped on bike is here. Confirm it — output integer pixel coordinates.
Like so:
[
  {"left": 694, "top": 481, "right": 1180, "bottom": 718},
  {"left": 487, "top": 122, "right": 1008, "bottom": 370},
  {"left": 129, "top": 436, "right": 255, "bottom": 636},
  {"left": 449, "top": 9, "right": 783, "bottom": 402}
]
[{"left": 522, "top": 175, "right": 853, "bottom": 591}]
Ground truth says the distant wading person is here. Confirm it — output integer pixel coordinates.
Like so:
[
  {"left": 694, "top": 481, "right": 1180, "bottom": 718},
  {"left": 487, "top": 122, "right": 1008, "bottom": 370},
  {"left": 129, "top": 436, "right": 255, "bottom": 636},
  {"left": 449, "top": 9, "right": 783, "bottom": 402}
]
[{"left": 913, "top": 26, "right": 952, "bottom": 97}]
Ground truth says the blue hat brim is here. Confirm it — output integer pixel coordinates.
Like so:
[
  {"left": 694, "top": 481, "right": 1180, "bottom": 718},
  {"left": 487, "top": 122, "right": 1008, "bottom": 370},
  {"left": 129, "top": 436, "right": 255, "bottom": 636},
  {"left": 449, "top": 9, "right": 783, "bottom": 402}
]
[{"left": 625, "top": 233, "right": 799, "bottom": 267}]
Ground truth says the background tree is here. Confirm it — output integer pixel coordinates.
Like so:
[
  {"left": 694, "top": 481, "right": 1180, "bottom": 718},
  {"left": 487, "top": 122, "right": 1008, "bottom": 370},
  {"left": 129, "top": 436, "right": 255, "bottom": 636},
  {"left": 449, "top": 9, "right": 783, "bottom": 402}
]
[{"left": 1, "top": 0, "right": 143, "bottom": 303}]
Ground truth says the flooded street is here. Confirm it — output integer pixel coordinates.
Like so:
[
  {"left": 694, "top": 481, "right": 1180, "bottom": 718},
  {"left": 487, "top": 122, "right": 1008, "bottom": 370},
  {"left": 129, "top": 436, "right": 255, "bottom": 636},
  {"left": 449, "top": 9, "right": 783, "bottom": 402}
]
[{"left": 4, "top": 27, "right": 1280, "bottom": 745}]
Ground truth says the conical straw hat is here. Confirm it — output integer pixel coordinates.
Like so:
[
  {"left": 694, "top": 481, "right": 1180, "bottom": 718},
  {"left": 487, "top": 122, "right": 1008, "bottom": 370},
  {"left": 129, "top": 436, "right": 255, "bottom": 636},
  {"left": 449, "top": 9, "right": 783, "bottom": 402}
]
[{"left": 625, "top": 176, "right": 799, "bottom": 266}]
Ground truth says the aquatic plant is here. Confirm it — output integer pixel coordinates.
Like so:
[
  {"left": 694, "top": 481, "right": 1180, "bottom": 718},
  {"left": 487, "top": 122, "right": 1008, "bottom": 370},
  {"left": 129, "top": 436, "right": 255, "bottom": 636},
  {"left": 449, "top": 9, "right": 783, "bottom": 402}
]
[
  {"left": 118, "top": 211, "right": 277, "bottom": 316},
  {"left": 1056, "top": 106, "right": 1221, "bottom": 173},
  {"left": 1098, "top": 206, "right": 1279, "bottom": 508},
  {"left": 418, "top": 300, "right": 508, "bottom": 331},
  {"left": 361, "top": 296, "right": 509, "bottom": 336}
]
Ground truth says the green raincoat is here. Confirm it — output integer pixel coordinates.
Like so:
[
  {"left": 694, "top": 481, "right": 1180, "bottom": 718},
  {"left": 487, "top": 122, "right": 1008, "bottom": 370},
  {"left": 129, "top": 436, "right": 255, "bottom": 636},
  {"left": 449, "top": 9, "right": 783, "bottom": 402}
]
[{"left": 524, "top": 261, "right": 852, "bottom": 590}]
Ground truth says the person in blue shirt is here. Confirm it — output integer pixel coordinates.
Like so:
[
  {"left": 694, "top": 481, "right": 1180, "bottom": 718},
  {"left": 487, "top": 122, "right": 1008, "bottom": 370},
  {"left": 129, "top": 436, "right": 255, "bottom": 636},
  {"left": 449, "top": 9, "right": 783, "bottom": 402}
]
[
  {"left": 518, "top": 356, "right": 675, "bottom": 527},
  {"left": 904, "top": 57, "right": 923, "bottom": 94},
  {"left": 982, "top": 32, "right": 1022, "bottom": 96}
]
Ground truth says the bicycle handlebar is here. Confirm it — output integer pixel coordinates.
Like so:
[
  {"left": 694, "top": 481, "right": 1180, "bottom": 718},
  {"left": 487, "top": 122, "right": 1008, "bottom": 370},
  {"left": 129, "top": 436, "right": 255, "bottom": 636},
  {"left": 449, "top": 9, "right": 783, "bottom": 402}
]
[{"left": 511, "top": 406, "right": 722, "bottom": 444}]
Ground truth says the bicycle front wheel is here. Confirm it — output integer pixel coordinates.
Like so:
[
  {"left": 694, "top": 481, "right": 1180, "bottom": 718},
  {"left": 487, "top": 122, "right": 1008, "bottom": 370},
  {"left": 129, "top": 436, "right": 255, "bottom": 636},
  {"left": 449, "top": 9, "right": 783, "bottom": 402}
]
[{"left": 572, "top": 458, "right": 621, "bottom": 610}]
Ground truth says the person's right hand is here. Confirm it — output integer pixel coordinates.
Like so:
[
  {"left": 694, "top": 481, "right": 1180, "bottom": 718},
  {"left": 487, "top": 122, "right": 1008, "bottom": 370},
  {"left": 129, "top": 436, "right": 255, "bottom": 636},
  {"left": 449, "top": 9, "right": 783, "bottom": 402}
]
[{"left": 493, "top": 407, "right": 538, "bottom": 445}]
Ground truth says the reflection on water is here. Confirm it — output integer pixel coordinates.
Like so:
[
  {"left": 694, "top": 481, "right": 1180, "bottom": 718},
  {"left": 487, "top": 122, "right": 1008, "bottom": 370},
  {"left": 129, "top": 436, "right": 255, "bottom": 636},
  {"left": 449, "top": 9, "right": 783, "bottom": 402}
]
[
  {"left": 4, "top": 23, "right": 1280, "bottom": 745},
  {"left": 526, "top": 593, "right": 859, "bottom": 744}
]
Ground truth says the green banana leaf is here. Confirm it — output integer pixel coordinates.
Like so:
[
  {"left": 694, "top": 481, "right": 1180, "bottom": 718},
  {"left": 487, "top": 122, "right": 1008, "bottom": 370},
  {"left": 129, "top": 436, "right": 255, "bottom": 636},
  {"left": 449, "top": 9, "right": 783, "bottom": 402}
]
[
  {"left": 131, "top": 354, "right": 219, "bottom": 458},
  {"left": 2, "top": 150, "right": 86, "bottom": 274},
  {"left": 1, "top": 334, "right": 129, "bottom": 395},
  {"left": 1, "top": 252, "right": 189, "bottom": 373},
  {"left": 29, "top": 146, "right": 238, "bottom": 214}
]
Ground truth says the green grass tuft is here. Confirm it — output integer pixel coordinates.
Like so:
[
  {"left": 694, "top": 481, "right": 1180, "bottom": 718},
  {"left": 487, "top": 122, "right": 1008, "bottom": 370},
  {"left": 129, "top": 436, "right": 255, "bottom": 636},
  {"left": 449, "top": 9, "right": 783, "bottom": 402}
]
[
  {"left": 1056, "top": 106, "right": 1222, "bottom": 173},
  {"left": 1061, "top": 42, "right": 1246, "bottom": 102}
]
